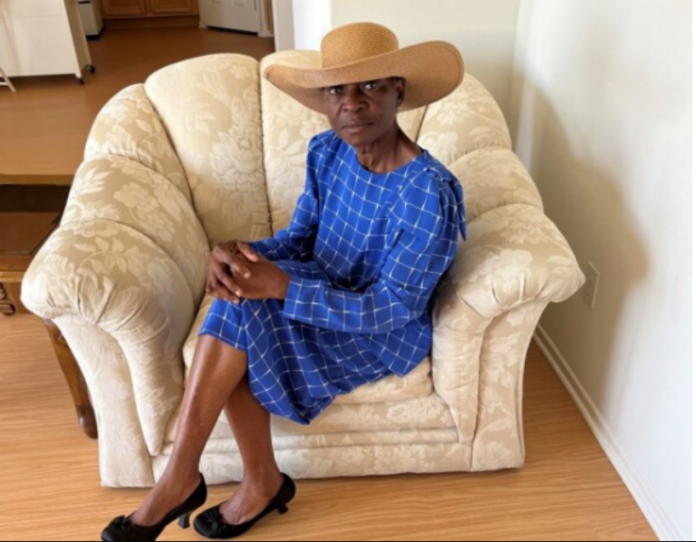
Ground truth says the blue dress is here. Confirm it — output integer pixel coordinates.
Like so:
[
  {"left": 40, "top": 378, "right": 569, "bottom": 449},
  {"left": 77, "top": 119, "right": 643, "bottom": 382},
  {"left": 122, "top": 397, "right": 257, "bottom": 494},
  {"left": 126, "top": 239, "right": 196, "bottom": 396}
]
[{"left": 198, "top": 131, "right": 468, "bottom": 425}]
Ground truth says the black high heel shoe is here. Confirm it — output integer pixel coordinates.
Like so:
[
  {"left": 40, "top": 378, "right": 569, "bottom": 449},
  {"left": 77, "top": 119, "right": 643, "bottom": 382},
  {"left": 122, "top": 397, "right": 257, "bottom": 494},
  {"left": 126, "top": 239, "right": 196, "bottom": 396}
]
[
  {"left": 101, "top": 474, "right": 208, "bottom": 542},
  {"left": 194, "top": 473, "right": 296, "bottom": 540}
]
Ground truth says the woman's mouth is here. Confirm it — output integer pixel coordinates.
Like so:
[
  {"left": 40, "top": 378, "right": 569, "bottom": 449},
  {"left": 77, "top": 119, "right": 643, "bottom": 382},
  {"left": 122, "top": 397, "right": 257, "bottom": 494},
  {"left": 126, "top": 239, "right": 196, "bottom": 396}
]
[{"left": 343, "top": 122, "right": 373, "bottom": 134}]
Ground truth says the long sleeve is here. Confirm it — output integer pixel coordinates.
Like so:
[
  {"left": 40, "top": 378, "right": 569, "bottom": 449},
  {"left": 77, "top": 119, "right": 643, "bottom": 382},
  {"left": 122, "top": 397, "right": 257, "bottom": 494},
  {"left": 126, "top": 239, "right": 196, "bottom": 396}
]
[
  {"left": 282, "top": 171, "right": 464, "bottom": 334},
  {"left": 247, "top": 139, "right": 322, "bottom": 262}
]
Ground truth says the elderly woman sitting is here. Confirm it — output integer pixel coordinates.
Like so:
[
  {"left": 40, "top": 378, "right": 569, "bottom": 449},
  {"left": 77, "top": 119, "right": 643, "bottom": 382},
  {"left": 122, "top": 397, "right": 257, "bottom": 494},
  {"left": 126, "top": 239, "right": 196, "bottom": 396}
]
[{"left": 102, "top": 22, "right": 468, "bottom": 542}]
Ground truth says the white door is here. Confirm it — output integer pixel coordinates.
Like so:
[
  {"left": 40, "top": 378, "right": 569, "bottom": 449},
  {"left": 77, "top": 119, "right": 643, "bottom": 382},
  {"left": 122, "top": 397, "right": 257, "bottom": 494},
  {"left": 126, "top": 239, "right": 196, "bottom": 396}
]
[{"left": 199, "top": 0, "right": 261, "bottom": 33}]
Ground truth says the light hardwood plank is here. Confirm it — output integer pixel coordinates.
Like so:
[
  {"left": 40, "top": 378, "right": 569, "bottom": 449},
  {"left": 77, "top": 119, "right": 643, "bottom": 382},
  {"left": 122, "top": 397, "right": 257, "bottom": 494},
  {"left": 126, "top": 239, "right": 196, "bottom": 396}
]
[
  {"left": 0, "top": 27, "right": 275, "bottom": 178},
  {"left": 0, "top": 314, "right": 656, "bottom": 541}
]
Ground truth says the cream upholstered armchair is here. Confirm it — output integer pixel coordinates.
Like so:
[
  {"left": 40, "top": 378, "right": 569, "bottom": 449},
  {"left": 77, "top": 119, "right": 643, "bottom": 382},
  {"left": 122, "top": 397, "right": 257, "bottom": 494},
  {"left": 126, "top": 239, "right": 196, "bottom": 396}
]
[{"left": 22, "top": 52, "right": 585, "bottom": 488}]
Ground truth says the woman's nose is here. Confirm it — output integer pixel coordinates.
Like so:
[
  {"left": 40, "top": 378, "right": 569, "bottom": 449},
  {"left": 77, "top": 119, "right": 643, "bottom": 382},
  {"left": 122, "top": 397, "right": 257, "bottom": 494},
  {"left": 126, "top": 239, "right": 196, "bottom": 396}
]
[{"left": 342, "top": 86, "right": 365, "bottom": 112}]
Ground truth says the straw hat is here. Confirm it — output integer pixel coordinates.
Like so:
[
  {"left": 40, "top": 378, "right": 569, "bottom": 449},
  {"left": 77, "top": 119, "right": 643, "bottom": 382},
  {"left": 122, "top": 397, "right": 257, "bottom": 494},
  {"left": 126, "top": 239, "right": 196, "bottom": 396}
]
[{"left": 264, "top": 22, "right": 465, "bottom": 113}]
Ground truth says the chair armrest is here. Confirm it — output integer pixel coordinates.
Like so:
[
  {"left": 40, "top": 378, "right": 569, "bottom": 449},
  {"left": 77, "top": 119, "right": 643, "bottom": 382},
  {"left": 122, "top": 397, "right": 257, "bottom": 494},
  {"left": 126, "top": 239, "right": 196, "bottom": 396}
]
[
  {"left": 437, "top": 204, "right": 585, "bottom": 321},
  {"left": 431, "top": 204, "right": 585, "bottom": 442},
  {"left": 22, "top": 158, "right": 211, "bottom": 458},
  {"left": 61, "top": 154, "right": 210, "bottom": 300},
  {"left": 22, "top": 217, "right": 196, "bottom": 458},
  {"left": 50, "top": 314, "right": 157, "bottom": 487}
]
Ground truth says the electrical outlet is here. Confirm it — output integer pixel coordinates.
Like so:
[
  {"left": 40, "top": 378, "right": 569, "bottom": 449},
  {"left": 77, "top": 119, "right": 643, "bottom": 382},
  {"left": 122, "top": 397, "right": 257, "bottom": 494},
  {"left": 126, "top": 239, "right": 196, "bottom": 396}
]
[{"left": 582, "top": 262, "right": 600, "bottom": 310}]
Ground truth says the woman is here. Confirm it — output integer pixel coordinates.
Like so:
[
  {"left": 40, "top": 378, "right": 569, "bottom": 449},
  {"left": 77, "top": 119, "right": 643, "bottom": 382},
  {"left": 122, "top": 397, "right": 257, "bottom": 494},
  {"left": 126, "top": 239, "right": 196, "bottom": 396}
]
[{"left": 102, "top": 22, "right": 468, "bottom": 542}]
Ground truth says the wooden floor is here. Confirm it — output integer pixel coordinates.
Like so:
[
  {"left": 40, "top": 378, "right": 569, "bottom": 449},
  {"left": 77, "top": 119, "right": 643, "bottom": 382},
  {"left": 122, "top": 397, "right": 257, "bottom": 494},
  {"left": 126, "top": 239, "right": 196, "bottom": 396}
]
[
  {"left": 0, "top": 27, "right": 275, "bottom": 179},
  {"left": 0, "top": 314, "right": 656, "bottom": 541}
]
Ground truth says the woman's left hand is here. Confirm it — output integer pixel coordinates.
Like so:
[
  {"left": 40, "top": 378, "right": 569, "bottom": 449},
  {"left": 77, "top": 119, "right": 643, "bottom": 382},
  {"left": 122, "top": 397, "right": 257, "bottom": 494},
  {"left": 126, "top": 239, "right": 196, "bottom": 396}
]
[{"left": 225, "top": 242, "right": 291, "bottom": 303}]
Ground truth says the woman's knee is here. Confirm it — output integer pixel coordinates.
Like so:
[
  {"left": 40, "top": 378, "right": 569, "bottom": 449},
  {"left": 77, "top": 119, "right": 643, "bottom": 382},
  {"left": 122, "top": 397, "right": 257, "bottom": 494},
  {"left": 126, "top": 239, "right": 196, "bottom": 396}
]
[{"left": 197, "top": 334, "right": 248, "bottom": 365}]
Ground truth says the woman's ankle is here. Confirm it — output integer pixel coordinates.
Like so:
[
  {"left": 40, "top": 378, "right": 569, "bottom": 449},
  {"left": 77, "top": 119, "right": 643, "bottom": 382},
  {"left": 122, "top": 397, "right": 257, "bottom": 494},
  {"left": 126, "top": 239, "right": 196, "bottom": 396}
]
[
  {"left": 159, "top": 461, "right": 201, "bottom": 488},
  {"left": 242, "top": 466, "right": 283, "bottom": 491}
]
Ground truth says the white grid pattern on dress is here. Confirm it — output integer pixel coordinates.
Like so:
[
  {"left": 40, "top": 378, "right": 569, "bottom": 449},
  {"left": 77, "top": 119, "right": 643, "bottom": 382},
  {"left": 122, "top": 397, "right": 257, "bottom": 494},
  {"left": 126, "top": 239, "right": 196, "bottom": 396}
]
[{"left": 199, "top": 131, "right": 467, "bottom": 424}]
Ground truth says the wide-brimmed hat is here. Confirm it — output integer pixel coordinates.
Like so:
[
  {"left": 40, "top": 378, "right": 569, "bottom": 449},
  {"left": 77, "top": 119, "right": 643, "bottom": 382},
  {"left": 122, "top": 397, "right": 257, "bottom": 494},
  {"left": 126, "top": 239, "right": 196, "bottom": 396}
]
[{"left": 264, "top": 22, "right": 465, "bottom": 113}]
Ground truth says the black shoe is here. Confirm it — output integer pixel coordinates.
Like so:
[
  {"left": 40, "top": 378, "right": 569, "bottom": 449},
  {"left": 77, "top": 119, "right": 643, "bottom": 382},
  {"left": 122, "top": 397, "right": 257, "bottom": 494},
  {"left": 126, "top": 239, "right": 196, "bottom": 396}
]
[
  {"left": 101, "top": 474, "right": 208, "bottom": 542},
  {"left": 194, "top": 473, "right": 296, "bottom": 540}
]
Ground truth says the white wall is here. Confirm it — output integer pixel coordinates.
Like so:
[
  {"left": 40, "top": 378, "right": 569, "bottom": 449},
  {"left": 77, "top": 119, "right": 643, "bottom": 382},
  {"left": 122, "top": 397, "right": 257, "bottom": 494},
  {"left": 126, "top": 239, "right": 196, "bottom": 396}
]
[
  {"left": 272, "top": 0, "right": 295, "bottom": 51},
  {"left": 291, "top": 0, "right": 331, "bottom": 50},
  {"left": 509, "top": 1, "right": 692, "bottom": 540},
  {"left": 289, "top": 0, "right": 521, "bottom": 119}
]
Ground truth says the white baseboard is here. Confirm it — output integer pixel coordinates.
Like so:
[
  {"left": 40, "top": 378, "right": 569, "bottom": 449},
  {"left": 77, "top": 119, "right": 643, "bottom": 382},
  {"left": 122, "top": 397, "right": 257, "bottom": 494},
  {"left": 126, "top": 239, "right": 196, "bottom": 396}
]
[{"left": 533, "top": 325, "right": 686, "bottom": 542}]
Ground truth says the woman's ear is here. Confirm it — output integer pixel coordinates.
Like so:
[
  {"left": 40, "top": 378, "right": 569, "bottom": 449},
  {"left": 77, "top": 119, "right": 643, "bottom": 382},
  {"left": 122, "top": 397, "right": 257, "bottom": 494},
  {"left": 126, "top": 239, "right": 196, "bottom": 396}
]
[{"left": 394, "top": 78, "right": 406, "bottom": 105}]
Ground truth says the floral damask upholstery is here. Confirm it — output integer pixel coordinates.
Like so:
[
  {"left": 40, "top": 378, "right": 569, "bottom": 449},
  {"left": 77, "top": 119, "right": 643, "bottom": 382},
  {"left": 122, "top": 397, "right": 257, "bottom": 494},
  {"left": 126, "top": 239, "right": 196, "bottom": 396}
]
[{"left": 22, "top": 52, "right": 585, "bottom": 488}]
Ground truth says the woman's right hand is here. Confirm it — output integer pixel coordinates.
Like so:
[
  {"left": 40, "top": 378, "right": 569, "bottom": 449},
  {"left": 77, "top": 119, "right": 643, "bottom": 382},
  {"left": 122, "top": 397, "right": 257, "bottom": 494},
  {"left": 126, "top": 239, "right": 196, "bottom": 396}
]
[{"left": 206, "top": 240, "right": 260, "bottom": 304}]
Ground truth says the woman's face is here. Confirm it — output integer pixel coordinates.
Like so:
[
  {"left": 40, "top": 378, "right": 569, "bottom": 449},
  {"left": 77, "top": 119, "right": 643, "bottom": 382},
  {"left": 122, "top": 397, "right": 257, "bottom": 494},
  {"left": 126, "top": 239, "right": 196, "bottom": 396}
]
[{"left": 323, "top": 78, "right": 405, "bottom": 147}]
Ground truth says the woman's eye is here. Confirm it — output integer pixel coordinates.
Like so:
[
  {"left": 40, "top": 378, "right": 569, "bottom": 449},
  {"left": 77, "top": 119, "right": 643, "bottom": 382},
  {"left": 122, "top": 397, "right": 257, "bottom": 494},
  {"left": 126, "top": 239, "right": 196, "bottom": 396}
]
[
  {"left": 363, "top": 81, "right": 379, "bottom": 91},
  {"left": 328, "top": 86, "right": 343, "bottom": 96}
]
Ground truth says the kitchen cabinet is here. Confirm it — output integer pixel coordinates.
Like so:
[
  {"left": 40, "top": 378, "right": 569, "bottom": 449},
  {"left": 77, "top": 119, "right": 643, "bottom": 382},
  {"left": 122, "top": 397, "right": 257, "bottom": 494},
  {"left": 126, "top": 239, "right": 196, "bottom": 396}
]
[{"left": 100, "top": 0, "right": 198, "bottom": 18}]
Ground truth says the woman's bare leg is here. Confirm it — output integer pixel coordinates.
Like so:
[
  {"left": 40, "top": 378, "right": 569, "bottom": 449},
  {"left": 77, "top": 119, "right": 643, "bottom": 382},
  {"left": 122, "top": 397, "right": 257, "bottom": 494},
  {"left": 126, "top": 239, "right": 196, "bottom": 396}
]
[
  {"left": 129, "top": 335, "right": 248, "bottom": 526},
  {"left": 218, "top": 377, "right": 284, "bottom": 524}
]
